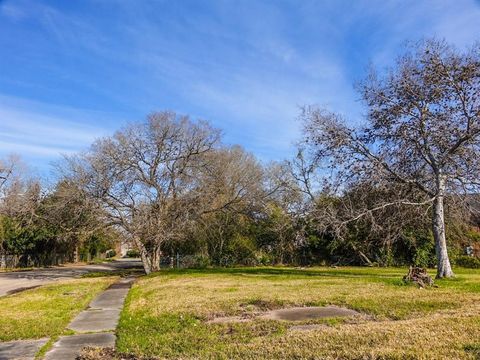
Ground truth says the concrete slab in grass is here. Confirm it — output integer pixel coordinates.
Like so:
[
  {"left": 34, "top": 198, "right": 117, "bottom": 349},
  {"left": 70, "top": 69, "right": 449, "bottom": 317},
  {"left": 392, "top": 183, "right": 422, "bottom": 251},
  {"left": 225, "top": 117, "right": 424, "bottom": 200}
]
[
  {"left": 261, "top": 306, "right": 360, "bottom": 321},
  {"left": 0, "top": 338, "right": 48, "bottom": 360},
  {"left": 88, "top": 277, "right": 134, "bottom": 310},
  {"left": 44, "top": 333, "right": 115, "bottom": 360},
  {"left": 68, "top": 309, "right": 121, "bottom": 333},
  {"left": 89, "top": 288, "right": 130, "bottom": 310},
  {"left": 67, "top": 276, "right": 135, "bottom": 333}
]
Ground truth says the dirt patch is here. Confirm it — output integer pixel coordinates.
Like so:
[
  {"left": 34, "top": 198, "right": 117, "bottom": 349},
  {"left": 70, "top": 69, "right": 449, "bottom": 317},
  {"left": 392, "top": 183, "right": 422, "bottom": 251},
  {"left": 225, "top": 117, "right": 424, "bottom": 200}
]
[
  {"left": 77, "top": 347, "right": 158, "bottom": 360},
  {"left": 261, "top": 306, "right": 360, "bottom": 321},
  {"left": 207, "top": 315, "right": 253, "bottom": 324}
]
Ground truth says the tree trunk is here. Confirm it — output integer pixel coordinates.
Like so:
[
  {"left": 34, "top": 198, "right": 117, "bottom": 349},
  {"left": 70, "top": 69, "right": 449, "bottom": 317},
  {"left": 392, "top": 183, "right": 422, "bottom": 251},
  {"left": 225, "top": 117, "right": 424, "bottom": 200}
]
[
  {"left": 132, "top": 236, "right": 152, "bottom": 274},
  {"left": 139, "top": 247, "right": 151, "bottom": 275},
  {"left": 74, "top": 245, "right": 79, "bottom": 263},
  {"left": 351, "top": 243, "right": 373, "bottom": 266},
  {"left": 432, "top": 185, "right": 454, "bottom": 278},
  {"left": 150, "top": 245, "right": 162, "bottom": 273}
]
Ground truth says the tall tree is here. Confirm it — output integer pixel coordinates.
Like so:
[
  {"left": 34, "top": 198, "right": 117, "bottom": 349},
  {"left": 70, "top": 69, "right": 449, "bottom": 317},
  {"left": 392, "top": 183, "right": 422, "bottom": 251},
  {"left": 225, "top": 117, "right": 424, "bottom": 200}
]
[
  {"left": 64, "top": 112, "right": 220, "bottom": 273},
  {"left": 64, "top": 112, "right": 269, "bottom": 273},
  {"left": 302, "top": 39, "right": 480, "bottom": 278},
  {"left": 40, "top": 180, "right": 107, "bottom": 261},
  {"left": 0, "top": 155, "right": 24, "bottom": 198}
]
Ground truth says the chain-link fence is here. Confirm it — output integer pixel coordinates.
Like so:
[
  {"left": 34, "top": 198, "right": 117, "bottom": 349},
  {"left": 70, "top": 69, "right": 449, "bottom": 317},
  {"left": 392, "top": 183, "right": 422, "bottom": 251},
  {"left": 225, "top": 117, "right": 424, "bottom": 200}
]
[{"left": 0, "top": 253, "right": 72, "bottom": 268}]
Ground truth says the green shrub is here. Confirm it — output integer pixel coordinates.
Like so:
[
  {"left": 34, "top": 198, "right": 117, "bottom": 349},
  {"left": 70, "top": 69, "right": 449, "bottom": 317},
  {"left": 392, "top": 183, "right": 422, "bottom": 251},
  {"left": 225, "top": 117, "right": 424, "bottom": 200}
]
[
  {"left": 455, "top": 256, "right": 480, "bottom": 269},
  {"left": 465, "top": 230, "right": 480, "bottom": 242},
  {"left": 407, "top": 231, "right": 436, "bottom": 268},
  {"left": 256, "top": 251, "right": 274, "bottom": 266},
  {"left": 227, "top": 234, "right": 257, "bottom": 265},
  {"left": 125, "top": 249, "right": 140, "bottom": 258},
  {"left": 80, "top": 233, "right": 115, "bottom": 261},
  {"left": 192, "top": 254, "right": 210, "bottom": 269},
  {"left": 412, "top": 246, "right": 436, "bottom": 268}
]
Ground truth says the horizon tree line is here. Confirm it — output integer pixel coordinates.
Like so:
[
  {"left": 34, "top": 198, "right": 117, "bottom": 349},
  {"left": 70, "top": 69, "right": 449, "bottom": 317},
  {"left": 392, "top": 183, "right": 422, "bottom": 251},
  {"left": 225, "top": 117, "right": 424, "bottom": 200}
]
[{"left": 1, "top": 38, "right": 479, "bottom": 278}]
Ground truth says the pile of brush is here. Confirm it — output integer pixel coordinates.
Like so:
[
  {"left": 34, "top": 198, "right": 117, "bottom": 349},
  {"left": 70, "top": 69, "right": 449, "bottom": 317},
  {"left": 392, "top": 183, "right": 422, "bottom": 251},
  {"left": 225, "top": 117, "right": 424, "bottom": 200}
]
[{"left": 403, "top": 266, "right": 434, "bottom": 288}]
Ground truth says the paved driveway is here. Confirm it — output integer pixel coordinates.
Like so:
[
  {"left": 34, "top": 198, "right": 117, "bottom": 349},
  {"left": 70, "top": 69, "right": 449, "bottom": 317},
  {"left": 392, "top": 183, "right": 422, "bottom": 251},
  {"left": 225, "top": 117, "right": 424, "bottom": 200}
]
[{"left": 0, "top": 258, "right": 143, "bottom": 297}]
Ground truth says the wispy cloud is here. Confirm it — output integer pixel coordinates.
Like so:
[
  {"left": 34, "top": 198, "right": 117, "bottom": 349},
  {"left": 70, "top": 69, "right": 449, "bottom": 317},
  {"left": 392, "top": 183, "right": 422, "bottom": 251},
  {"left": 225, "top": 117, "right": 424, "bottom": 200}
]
[
  {"left": 1, "top": 0, "right": 480, "bottom": 170},
  {"left": 0, "top": 95, "right": 116, "bottom": 169}
]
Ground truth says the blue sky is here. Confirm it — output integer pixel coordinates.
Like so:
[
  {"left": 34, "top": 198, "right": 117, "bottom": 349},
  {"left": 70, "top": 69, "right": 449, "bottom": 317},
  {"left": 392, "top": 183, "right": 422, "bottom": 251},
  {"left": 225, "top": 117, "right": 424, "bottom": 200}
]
[{"left": 1, "top": 0, "right": 480, "bottom": 176}]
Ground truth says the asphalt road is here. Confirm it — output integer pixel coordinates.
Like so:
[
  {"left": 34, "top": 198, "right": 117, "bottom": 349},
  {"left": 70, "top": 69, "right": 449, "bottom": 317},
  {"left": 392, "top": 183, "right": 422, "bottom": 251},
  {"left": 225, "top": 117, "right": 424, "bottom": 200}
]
[{"left": 0, "top": 258, "right": 143, "bottom": 297}]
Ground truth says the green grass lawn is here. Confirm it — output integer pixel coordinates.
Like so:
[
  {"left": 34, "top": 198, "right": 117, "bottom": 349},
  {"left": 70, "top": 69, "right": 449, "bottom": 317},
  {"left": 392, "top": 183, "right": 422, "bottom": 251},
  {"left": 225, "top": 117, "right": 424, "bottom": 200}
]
[
  {"left": 0, "top": 277, "right": 117, "bottom": 341},
  {"left": 117, "top": 267, "right": 480, "bottom": 359}
]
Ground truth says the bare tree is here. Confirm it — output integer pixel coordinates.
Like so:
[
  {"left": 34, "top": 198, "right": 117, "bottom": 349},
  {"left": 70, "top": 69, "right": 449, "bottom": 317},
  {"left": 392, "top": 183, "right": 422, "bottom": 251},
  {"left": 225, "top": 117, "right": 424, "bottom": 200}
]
[
  {"left": 39, "top": 180, "right": 108, "bottom": 261},
  {"left": 64, "top": 112, "right": 222, "bottom": 273},
  {"left": 314, "top": 181, "right": 434, "bottom": 265},
  {"left": 0, "top": 155, "right": 23, "bottom": 197},
  {"left": 193, "top": 146, "right": 270, "bottom": 264},
  {"left": 200, "top": 145, "right": 266, "bottom": 213},
  {"left": 302, "top": 39, "right": 480, "bottom": 278},
  {"left": 0, "top": 155, "right": 40, "bottom": 222}
]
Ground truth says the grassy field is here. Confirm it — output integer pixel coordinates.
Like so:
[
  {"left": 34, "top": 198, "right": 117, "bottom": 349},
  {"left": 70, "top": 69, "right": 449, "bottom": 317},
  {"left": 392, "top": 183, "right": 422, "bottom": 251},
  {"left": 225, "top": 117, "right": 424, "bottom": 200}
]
[
  {"left": 0, "top": 277, "right": 116, "bottom": 341},
  {"left": 117, "top": 267, "right": 480, "bottom": 359}
]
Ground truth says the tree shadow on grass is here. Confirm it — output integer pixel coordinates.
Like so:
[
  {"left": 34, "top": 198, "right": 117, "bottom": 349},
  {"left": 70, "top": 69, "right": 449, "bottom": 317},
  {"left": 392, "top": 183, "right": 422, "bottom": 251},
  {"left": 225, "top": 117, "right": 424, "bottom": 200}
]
[{"left": 148, "top": 266, "right": 405, "bottom": 280}]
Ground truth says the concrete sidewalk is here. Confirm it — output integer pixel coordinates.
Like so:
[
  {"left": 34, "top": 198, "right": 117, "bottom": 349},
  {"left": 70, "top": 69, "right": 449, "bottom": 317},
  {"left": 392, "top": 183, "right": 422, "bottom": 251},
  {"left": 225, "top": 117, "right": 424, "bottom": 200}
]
[
  {"left": 44, "top": 276, "right": 135, "bottom": 360},
  {"left": 0, "top": 339, "right": 48, "bottom": 360},
  {"left": 44, "top": 334, "right": 115, "bottom": 360},
  {"left": 0, "top": 274, "right": 136, "bottom": 360}
]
